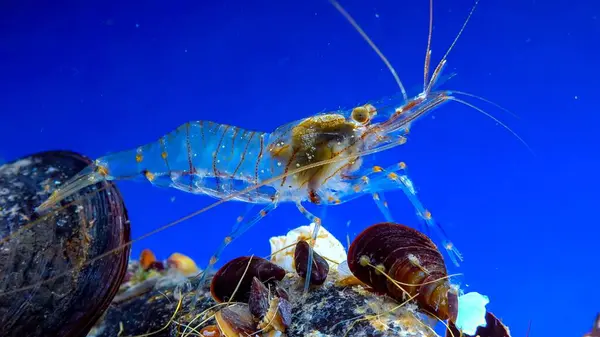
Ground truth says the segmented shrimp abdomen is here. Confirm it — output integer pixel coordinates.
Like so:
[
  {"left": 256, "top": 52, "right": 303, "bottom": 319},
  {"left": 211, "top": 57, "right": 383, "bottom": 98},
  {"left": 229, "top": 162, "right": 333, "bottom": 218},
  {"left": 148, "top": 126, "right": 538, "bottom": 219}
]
[
  {"left": 37, "top": 121, "right": 284, "bottom": 212},
  {"left": 185, "top": 122, "right": 278, "bottom": 184},
  {"left": 98, "top": 121, "right": 286, "bottom": 199}
]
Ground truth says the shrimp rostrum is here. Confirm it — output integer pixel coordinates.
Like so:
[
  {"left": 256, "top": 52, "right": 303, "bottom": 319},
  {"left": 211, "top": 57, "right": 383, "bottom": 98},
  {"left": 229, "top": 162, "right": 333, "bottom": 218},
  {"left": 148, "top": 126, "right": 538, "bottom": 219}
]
[{"left": 35, "top": 0, "right": 523, "bottom": 292}]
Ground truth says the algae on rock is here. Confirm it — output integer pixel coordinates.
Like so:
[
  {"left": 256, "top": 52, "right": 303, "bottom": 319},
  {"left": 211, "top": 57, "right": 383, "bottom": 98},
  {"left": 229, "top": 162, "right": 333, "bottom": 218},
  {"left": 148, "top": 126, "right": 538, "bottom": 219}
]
[{"left": 89, "top": 267, "right": 438, "bottom": 337}]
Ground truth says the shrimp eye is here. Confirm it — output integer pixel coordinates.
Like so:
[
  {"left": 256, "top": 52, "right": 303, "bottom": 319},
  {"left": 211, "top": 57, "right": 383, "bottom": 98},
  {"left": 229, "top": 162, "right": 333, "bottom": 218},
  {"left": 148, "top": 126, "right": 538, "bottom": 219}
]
[{"left": 351, "top": 106, "right": 370, "bottom": 124}]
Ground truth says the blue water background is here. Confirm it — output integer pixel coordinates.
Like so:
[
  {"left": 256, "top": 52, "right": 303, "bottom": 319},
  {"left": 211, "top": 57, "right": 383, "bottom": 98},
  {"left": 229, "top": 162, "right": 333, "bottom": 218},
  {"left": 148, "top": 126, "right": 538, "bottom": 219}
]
[{"left": 1, "top": 0, "right": 598, "bottom": 335}]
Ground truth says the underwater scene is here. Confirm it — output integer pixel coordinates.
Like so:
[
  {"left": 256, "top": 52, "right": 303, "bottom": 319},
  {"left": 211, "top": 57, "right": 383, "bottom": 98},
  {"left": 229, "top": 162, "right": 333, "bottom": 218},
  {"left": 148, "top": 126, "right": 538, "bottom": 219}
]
[{"left": 1, "top": 0, "right": 598, "bottom": 336}]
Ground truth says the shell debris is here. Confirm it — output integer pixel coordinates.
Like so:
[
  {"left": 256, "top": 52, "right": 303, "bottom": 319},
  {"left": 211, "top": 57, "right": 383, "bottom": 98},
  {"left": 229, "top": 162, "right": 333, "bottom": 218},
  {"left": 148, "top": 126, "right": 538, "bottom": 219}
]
[
  {"left": 269, "top": 223, "right": 346, "bottom": 273},
  {"left": 167, "top": 252, "right": 200, "bottom": 277}
]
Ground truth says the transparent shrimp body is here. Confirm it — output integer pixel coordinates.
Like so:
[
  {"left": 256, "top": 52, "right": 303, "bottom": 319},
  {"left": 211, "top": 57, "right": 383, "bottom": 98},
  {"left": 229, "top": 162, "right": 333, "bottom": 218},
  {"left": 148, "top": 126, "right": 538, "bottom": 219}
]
[
  {"left": 35, "top": 92, "right": 463, "bottom": 294},
  {"left": 37, "top": 113, "right": 371, "bottom": 213},
  {"left": 36, "top": 122, "right": 284, "bottom": 212}
]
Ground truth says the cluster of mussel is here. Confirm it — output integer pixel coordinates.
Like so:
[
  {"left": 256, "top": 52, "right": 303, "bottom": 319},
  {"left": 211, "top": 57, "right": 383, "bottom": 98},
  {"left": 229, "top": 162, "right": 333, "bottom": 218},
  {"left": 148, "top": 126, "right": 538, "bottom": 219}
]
[
  {"left": 200, "top": 222, "right": 511, "bottom": 337},
  {"left": 199, "top": 240, "right": 325, "bottom": 336}
]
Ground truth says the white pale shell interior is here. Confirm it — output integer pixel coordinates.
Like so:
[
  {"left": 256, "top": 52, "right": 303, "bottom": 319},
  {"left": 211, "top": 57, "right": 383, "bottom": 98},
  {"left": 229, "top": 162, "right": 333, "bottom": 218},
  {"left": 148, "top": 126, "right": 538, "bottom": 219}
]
[{"left": 268, "top": 223, "right": 347, "bottom": 273}]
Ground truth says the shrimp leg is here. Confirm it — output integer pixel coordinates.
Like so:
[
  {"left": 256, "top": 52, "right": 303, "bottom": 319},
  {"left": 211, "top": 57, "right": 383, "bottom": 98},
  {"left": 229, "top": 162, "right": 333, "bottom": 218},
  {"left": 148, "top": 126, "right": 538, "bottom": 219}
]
[
  {"left": 372, "top": 192, "right": 394, "bottom": 222},
  {"left": 371, "top": 164, "right": 431, "bottom": 237},
  {"left": 192, "top": 199, "right": 279, "bottom": 303},
  {"left": 295, "top": 202, "right": 323, "bottom": 293},
  {"left": 350, "top": 164, "right": 404, "bottom": 223},
  {"left": 351, "top": 162, "right": 463, "bottom": 266},
  {"left": 386, "top": 166, "right": 463, "bottom": 266}
]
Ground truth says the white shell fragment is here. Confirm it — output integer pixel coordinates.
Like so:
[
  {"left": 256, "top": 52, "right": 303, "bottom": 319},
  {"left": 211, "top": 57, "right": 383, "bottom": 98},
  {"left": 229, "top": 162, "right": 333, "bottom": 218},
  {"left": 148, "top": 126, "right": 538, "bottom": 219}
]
[
  {"left": 336, "top": 259, "right": 352, "bottom": 278},
  {"left": 269, "top": 223, "right": 347, "bottom": 273},
  {"left": 456, "top": 291, "right": 490, "bottom": 335}
]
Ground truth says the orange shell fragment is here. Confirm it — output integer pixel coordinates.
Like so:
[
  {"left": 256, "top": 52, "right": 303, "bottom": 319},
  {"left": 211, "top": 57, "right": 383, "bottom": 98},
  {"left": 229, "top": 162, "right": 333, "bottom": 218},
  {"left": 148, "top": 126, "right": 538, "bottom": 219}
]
[{"left": 139, "top": 249, "right": 157, "bottom": 270}]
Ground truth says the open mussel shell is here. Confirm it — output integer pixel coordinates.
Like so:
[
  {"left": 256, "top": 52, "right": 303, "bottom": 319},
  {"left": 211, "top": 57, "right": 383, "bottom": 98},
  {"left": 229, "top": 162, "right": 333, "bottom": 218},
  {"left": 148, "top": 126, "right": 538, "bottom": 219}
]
[
  {"left": 294, "top": 240, "right": 329, "bottom": 286},
  {"left": 347, "top": 222, "right": 457, "bottom": 321},
  {"left": 0, "top": 151, "right": 131, "bottom": 337},
  {"left": 446, "top": 312, "right": 512, "bottom": 337},
  {"left": 249, "top": 277, "right": 271, "bottom": 319},
  {"left": 249, "top": 277, "right": 292, "bottom": 333},
  {"left": 215, "top": 303, "right": 257, "bottom": 337},
  {"left": 210, "top": 256, "right": 286, "bottom": 303}
]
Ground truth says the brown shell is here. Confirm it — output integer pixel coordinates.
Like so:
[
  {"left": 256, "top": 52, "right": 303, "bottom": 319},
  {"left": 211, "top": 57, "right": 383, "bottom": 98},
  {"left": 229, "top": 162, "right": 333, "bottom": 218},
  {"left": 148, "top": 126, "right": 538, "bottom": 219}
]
[
  {"left": 210, "top": 256, "right": 286, "bottom": 303},
  {"left": 215, "top": 303, "right": 256, "bottom": 337},
  {"left": 147, "top": 260, "right": 165, "bottom": 271},
  {"left": 446, "top": 311, "right": 512, "bottom": 337},
  {"left": 294, "top": 240, "right": 329, "bottom": 286},
  {"left": 248, "top": 277, "right": 270, "bottom": 319},
  {"left": 248, "top": 277, "right": 292, "bottom": 333},
  {"left": 584, "top": 313, "right": 600, "bottom": 337},
  {"left": 275, "top": 285, "right": 289, "bottom": 301},
  {"left": 0, "top": 150, "right": 130, "bottom": 337},
  {"left": 347, "top": 222, "right": 457, "bottom": 321},
  {"left": 257, "top": 296, "right": 292, "bottom": 333}
]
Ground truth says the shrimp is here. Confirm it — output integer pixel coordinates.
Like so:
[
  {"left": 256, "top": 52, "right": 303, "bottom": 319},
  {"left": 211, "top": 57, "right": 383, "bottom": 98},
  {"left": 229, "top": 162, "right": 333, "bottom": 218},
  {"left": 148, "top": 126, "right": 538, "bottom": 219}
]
[{"left": 31, "top": 0, "right": 527, "bottom": 296}]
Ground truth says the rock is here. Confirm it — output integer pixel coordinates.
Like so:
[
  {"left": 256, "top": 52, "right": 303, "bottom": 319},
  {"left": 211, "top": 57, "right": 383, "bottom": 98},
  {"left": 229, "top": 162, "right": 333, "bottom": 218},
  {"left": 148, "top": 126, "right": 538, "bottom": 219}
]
[{"left": 89, "top": 267, "right": 437, "bottom": 337}]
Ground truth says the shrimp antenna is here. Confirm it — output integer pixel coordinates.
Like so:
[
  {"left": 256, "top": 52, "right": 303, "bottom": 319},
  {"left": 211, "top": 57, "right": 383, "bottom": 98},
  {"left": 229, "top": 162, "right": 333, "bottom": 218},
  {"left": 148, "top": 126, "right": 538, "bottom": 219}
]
[
  {"left": 423, "top": 0, "right": 434, "bottom": 92},
  {"left": 329, "top": 0, "right": 408, "bottom": 102},
  {"left": 424, "top": 0, "right": 533, "bottom": 155},
  {"left": 448, "top": 96, "right": 535, "bottom": 155},
  {"left": 425, "top": 0, "right": 480, "bottom": 94}
]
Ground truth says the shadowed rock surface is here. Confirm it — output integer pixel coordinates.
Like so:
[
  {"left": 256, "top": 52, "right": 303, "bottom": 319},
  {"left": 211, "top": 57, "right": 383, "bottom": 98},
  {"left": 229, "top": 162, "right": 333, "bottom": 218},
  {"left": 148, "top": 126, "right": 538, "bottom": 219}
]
[{"left": 89, "top": 268, "right": 436, "bottom": 337}]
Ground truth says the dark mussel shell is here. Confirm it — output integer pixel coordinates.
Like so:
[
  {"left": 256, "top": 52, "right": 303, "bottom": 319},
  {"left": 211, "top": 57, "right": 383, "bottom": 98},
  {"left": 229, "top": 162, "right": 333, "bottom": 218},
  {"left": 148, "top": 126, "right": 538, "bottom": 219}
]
[
  {"left": 0, "top": 151, "right": 131, "bottom": 337},
  {"left": 347, "top": 222, "right": 457, "bottom": 321},
  {"left": 294, "top": 240, "right": 329, "bottom": 286},
  {"left": 147, "top": 260, "right": 165, "bottom": 271},
  {"left": 249, "top": 277, "right": 270, "bottom": 319},
  {"left": 275, "top": 284, "right": 290, "bottom": 301},
  {"left": 248, "top": 277, "right": 292, "bottom": 333},
  {"left": 215, "top": 303, "right": 257, "bottom": 337},
  {"left": 446, "top": 312, "right": 512, "bottom": 337},
  {"left": 583, "top": 313, "right": 600, "bottom": 337},
  {"left": 210, "top": 256, "right": 286, "bottom": 303}
]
